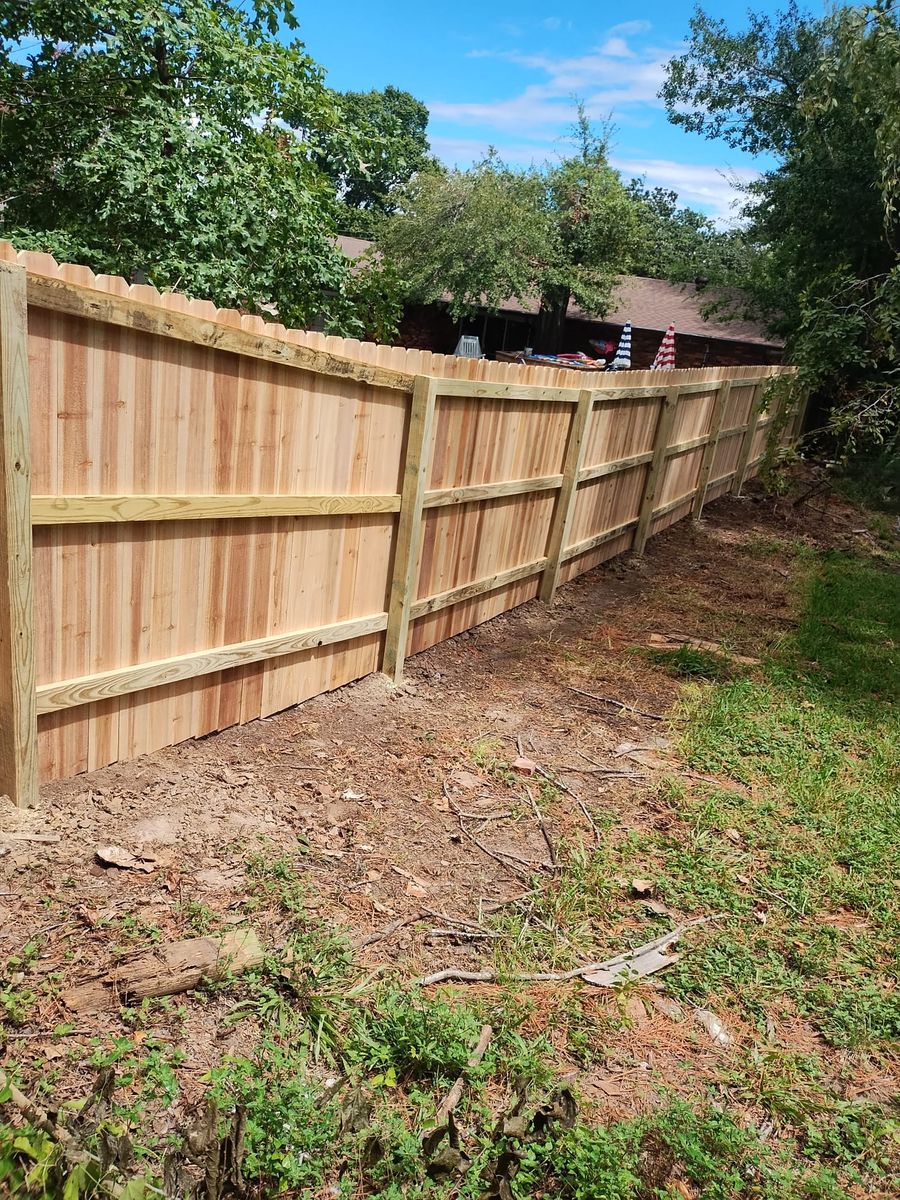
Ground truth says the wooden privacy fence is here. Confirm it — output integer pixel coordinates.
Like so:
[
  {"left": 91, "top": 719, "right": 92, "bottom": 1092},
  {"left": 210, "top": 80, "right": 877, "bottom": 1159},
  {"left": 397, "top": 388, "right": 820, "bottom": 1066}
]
[{"left": 0, "top": 246, "right": 798, "bottom": 807}]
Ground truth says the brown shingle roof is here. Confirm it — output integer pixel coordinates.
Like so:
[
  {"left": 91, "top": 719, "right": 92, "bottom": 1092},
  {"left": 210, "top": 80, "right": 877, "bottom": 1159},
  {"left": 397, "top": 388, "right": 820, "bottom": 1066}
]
[{"left": 336, "top": 236, "right": 782, "bottom": 348}]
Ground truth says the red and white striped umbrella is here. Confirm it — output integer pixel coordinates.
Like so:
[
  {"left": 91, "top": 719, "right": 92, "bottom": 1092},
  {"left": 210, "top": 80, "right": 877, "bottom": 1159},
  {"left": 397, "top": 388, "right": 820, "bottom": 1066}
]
[{"left": 651, "top": 324, "right": 676, "bottom": 370}]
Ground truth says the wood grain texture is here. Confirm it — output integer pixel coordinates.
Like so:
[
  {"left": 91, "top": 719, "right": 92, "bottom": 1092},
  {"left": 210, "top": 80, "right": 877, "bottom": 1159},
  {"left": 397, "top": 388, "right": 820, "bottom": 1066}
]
[
  {"left": 692, "top": 380, "right": 731, "bottom": 519},
  {"left": 562, "top": 517, "right": 639, "bottom": 563},
  {"left": 383, "top": 376, "right": 437, "bottom": 681},
  {"left": 32, "top": 493, "right": 402, "bottom": 524},
  {"left": 36, "top": 612, "right": 388, "bottom": 714},
  {"left": 665, "top": 433, "right": 711, "bottom": 456},
  {"left": 433, "top": 378, "right": 577, "bottom": 403},
  {"left": 424, "top": 475, "right": 562, "bottom": 509},
  {"left": 62, "top": 929, "right": 264, "bottom": 1012},
  {"left": 26, "top": 273, "right": 416, "bottom": 394},
  {"left": 410, "top": 556, "right": 547, "bottom": 619},
  {"left": 578, "top": 450, "right": 654, "bottom": 483},
  {"left": 540, "top": 389, "right": 594, "bottom": 603},
  {"left": 634, "top": 386, "right": 680, "bottom": 555},
  {"left": 0, "top": 263, "right": 37, "bottom": 807},
  {"left": 13, "top": 243, "right": 800, "bottom": 786}
]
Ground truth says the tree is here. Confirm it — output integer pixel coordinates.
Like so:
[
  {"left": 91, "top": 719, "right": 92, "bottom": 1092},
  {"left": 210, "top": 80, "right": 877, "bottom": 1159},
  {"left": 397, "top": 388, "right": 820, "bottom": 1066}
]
[
  {"left": 662, "top": 3, "right": 900, "bottom": 479},
  {"left": 311, "top": 86, "right": 435, "bottom": 234},
  {"left": 626, "top": 182, "right": 755, "bottom": 286},
  {"left": 377, "top": 115, "right": 642, "bottom": 354},
  {"left": 0, "top": 0, "right": 391, "bottom": 332}
]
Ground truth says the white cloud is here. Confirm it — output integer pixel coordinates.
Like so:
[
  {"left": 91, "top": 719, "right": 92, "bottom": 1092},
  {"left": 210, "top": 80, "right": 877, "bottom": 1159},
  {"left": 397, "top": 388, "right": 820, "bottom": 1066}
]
[
  {"left": 542, "top": 17, "right": 562, "bottom": 31},
  {"left": 429, "top": 45, "right": 670, "bottom": 133},
  {"left": 613, "top": 157, "right": 760, "bottom": 221},
  {"left": 429, "top": 24, "right": 757, "bottom": 221},
  {"left": 598, "top": 37, "right": 634, "bottom": 58},
  {"left": 608, "top": 20, "right": 652, "bottom": 37},
  {"left": 428, "top": 134, "right": 555, "bottom": 167}
]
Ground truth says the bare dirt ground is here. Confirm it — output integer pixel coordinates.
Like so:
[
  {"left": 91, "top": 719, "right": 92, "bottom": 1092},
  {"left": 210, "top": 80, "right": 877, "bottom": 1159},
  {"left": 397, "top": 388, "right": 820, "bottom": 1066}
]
[{"left": 1, "top": 483, "right": 894, "bottom": 1141}]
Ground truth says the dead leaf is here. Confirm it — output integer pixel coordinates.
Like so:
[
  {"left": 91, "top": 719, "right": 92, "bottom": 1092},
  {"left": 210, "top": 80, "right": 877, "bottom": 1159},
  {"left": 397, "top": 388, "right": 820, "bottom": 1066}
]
[
  {"left": 95, "top": 845, "right": 158, "bottom": 873},
  {"left": 405, "top": 881, "right": 428, "bottom": 899},
  {"left": 449, "top": 769, "right": 484, "bottom": 791},
  {"left": 511, "top": 756, "right": 537, "bottom": 776},
  {"left": 694, "top": 1007, "right": 731, "bottom": 1045},
  {"left": 631, "top": 878, "right": 654, "bottom": 896}
]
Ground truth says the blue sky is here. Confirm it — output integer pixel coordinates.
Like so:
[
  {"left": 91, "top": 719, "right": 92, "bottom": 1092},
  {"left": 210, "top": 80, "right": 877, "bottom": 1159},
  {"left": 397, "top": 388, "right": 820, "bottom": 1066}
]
[{"left": 292, "top": 0, "right": 822, "bottom": 224}]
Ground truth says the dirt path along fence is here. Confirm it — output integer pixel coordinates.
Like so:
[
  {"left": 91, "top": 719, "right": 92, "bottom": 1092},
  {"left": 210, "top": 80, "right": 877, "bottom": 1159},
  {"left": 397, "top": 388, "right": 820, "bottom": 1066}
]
[{"left": 0, "top": 246, "right": 799, "bottom": 806}]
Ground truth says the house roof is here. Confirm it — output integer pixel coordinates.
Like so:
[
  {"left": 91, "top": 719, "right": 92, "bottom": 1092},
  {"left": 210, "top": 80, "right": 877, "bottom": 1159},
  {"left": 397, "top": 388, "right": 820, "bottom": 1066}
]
[{"left": 336, "top": 235, "right": 783, "bottom": 348}]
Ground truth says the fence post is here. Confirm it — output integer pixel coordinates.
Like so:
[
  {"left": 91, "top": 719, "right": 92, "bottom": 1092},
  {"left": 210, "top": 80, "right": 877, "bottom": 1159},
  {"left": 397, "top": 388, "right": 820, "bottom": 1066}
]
[
  {"left": 539, "top": 388, "right": 594, "bottom": 604},
  {"left": 634, "top": 385, "right": 680, "bottom": 555},
  {"left": 692, "top": 378, "right": 731, "bottom": 520},
  {"left": 382, "top": 375, "right": 438, "bottom": 683},
  {"left": 733, "top": 382, "right": 763, "bottom": 496},
  {"left": 0, "top": 262, "right": 37, "bottom": 808}
]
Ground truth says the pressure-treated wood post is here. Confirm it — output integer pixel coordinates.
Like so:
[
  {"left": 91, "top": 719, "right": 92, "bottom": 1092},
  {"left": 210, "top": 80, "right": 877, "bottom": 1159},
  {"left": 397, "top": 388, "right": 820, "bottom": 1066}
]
[
  {"left": 634, "top": 385, "right": 680, "bottom": 555},
  {"left": 539, "top": 389, "right": 594, "bottom": 604},
  {"left": 733, "top": 383, "right": 763, "bottom": 496},
  {"left": 382, "top": 375, "right": 437, "bottom": 683},
  {"left": 0, "top": 262, "right": 37, "bottom": 808},
  {"left": 692, "top": 378, "right": 731, "bottom": 520}
]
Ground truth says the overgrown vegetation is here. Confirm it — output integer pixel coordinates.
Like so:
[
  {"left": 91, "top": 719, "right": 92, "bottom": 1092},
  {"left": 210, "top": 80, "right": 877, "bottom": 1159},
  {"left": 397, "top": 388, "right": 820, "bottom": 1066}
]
[
  {"left": 663, "top": 2, "right": 900, "bottom": 475},
  {"left": 0, "top": 0, "right": 417, "bottom": 337},
  {"left": 3, "top": 535, "right": 898, "bottom": 1198}
]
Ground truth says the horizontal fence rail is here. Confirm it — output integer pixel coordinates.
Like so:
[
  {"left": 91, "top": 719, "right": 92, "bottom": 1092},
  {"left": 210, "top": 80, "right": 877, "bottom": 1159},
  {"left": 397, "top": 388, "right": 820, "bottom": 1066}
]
[{"left": 0, "top": 243, "right": 798, "bottom": 805}]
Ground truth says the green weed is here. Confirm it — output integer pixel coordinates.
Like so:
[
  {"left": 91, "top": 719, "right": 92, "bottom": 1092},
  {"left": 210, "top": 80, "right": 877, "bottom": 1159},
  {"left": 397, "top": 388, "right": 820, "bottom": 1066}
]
[{"left": 645, "top": 644, "right": 735, "bottom": 680}]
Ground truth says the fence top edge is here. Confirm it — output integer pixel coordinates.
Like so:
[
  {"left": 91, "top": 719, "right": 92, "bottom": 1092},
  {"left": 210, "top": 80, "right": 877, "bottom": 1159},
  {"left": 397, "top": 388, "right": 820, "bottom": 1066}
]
[
  {"left": 24, "top": 268, "right": 419, "bottom": 394},
  {"left": 5, "top": 246, "right": 795, "bottom": 399}
]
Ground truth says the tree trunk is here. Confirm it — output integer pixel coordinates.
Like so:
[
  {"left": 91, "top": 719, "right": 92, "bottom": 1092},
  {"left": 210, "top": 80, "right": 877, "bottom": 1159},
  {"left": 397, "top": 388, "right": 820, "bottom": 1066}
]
[{"left": 534, "top": 288, "right": 570, "bottom": 355}]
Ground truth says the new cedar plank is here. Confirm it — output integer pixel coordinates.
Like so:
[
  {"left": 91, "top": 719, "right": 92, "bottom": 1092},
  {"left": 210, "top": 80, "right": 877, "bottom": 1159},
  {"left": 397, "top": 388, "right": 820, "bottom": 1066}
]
[{"left": 0, "top": 263, "right": 37, "bottom": 806}]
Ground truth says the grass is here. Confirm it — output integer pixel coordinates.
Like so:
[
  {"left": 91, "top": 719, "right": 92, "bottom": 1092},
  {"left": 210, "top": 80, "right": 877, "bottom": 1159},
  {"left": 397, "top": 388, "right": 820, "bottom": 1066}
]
[{"left": 2, "top": 545, "right": 899, "bottom": 1198}]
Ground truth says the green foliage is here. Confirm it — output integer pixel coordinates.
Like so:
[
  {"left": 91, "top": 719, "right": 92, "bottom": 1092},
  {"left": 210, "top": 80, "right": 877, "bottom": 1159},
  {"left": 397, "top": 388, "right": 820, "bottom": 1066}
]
[
  {"left": 627, "top": 182, "right": 754, "bottom": 284},
  {"left": 0, "top": 0, "right": 407, "bottom": 338},
  {"left": 348, "top": 990, "right": 485, "bottom": 1084},
  {"left": 667, "top": 552, "right": 900, "bottom": 1045},
  {"left": 207, "top": 1037, "right": 343, "bottom": 1192},
  {"left": 329, "top": 250, "right": 408, "bottom": 343},
  {"left": 662, "top": 4, "right": 900, "bottom": 469},
  {"left": 313, "top": 85, "right": 435, "bottom": 230},
  {"left": 377, "top": 112, "right": 643, "bottom": 351},
  {"left": 645, "top": 644, "right": 735, "bottom": 680}
]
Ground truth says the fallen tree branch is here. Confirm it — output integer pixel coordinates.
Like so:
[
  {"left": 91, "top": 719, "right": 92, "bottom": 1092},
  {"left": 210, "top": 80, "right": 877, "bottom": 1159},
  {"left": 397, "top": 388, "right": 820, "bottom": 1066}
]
[
  {"left": 427, "top": 928, "right": 500, "bottom": 941},
  {"left": 525, "top": 786, "right": 557, "bottom": 865},
  {"left": 354, "top": 913, "right": 419, "bottom": 951},
  {"left": 62, "top": 929, "right": 263, "bottom": 1013},
  {"left": 567, "top": 688, "right": 667, "bottom": 721},
  {"left": 416, "top": 917, "right": 720, "bottom": 987},
  {"left": 445, "top": 784, "right": 551, "bottom": 881},
  {"left": 421, "top": 907, "right": 495, "bottom": 934},
  {"left": 435, "top": 1024, "right": 493, "bottom": 1125},
  {"left": 535, "top": 764, "right": 600, "bottom": 844}
]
